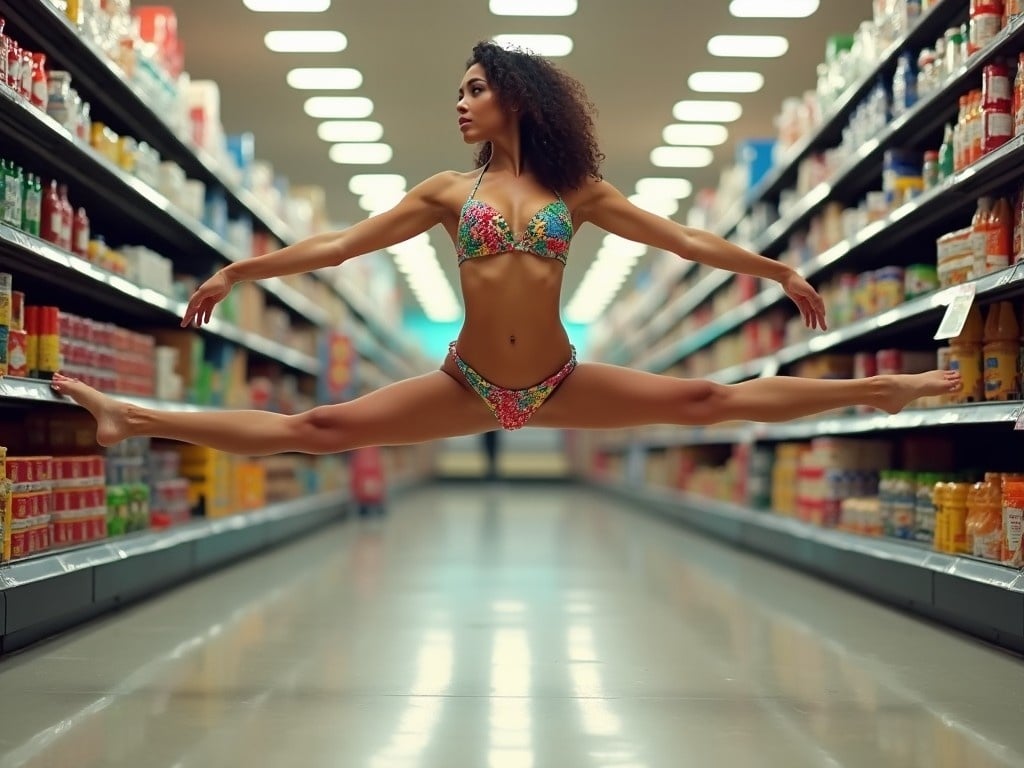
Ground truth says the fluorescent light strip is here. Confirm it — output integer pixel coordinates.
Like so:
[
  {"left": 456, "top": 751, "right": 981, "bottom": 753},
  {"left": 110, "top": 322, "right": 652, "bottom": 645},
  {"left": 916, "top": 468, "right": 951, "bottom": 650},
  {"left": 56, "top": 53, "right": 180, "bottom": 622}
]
[
  {"left": 318, "top": 121, "right": 384, "bottom": 142},
  {"left": 688, "top": 71, "right": 764, "bottom": 93},
  {"left": 329, "top": 143, "right": 393, "bottom": 164},
  {"left": 708, "top": 34, "right": 789, "bottom": 58},
  {"left": 264, "top": 30, "right": 347, "bottom": 53},
  {"left": 729, "top": 0, "right": 819, "bottom": 17},
  {"left": 349, "top": 173, "right": 406, "bottom": 195},
  {"left": 662, "top": 123, "right": 729, "bottom": 146},
  {"left": 635, "top": 177, "right": 693, "bottom": 198},
  {"left": 304, "top": 96, "right": 374, "bottom": 118},
  {"left": 650, "top": 146, "right": 714, "bottom": 168},
  {"left": 490, "top": 0, "right": 576, "bottom": 15},
  {"left": 287, "top": 67, "right": 363, "bottom": 90},
  {"left": 673, "top": 99, "right": 743, "bottom": 123},
  {"left": 493, "top": 34, "right": 573, "bottom": 56},
  {"left": 245, "top": 0, "right": 329, "bottom": 9}
]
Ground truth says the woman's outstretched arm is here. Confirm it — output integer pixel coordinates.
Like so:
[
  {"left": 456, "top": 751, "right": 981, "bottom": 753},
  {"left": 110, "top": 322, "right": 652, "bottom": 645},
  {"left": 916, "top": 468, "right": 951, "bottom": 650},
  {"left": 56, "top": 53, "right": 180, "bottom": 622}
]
[
  {"left": 182, "top": 172, "right": 456, "bottom": 327},
  {"left": 576, "top": 179, "right": 828, "bottom": 330}
]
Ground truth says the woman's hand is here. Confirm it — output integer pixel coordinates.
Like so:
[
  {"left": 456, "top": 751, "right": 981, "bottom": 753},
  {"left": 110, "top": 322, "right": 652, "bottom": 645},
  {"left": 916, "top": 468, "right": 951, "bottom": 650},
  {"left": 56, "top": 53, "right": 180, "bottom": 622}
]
[
  {"left": 181, "top": 270, "right": 233, "bottom": 328},
  {"left": 780, "top": 269, "right": 827, "bottom": 330}
]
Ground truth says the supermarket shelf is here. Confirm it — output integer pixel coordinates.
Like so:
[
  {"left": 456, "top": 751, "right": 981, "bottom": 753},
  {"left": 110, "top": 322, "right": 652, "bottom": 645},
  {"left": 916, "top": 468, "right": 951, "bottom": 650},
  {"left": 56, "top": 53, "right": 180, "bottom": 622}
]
[
  {"left": 0, "top": 82, "right": 324, "bottom": 328},
  {"left": 0, "top": 376, "right": 220, "bottom": 413},
  {"left": 332, "top": 274, "right": 420, "bottom": 376},
  {"left": 752, "top": 15, "right": 1024, "bottom": 259},
  {"left": 611, "top": 402, "right": 1023, "bottom": 451},
  {"left": 635, "top": 134, "right": 1024, "bottom": 373},
  {"left": 591, "top": 479, "right": 1024, "bottom": 652},
  {"left": 0, "top": 476, "right": 424, "bottom": 652},
  {"left": 2, "top": 0, "right": 297, "bottom": 246},
  {"left": 711, "top": 0, "right": 963, "bottom": 240},
  {"left": 0, "top": 223, "right": 321, "bottom": 376}
]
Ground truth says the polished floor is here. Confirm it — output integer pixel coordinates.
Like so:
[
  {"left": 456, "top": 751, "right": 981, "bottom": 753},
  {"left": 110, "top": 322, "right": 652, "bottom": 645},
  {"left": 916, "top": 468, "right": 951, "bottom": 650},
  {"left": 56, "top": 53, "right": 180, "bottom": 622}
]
[{"left": 1, "top": 484, "right": 1023, "bottom": 768}]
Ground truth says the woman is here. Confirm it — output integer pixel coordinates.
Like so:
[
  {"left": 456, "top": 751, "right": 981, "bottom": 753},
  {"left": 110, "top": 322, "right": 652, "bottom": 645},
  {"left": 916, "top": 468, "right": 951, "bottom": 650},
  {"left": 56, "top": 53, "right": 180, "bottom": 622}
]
[{"left": 53, "top": 42, "right": 959, "bottom": 454}]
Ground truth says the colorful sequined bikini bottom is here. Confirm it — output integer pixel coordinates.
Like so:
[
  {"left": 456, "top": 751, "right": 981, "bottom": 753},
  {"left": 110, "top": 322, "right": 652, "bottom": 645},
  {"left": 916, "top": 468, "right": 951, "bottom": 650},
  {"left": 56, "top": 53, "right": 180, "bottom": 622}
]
[{"left": 448, "top": 342, "right": 577, "bottom": 431}]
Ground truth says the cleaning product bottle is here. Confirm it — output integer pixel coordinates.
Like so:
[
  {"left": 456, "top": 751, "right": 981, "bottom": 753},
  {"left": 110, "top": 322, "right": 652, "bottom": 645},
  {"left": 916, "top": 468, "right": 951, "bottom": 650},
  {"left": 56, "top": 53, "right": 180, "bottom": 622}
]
[
  {"left": 983, "top": 300, "right": 1020, "bottom": 400},
  {"left": 950, "top": 302, "right": 984, "bottom": 403}
]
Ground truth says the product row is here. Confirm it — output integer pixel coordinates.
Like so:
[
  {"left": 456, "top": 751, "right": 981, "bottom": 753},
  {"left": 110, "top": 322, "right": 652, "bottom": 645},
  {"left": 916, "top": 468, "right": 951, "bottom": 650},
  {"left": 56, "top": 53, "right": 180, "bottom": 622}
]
[
  {"left": 0, "top": 416, "right": 351, "bottom": 563},
  {"left": 596, "top": 431, "right": 1024, "bottom": 569}
]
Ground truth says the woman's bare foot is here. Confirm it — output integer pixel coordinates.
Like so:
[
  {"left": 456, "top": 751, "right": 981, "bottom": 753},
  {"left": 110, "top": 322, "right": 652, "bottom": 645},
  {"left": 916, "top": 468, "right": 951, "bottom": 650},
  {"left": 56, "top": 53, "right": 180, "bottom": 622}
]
[
  {"left": 51, "top": 373, "right": 132, "bottom": 446},
  {"left": 877, "top": 370, "right": 962, "bottom": 415}
]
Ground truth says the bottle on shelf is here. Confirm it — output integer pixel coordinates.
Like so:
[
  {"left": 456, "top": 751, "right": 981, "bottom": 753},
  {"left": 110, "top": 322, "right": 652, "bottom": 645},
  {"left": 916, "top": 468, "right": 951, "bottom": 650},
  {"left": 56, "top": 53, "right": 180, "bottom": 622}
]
[
  {"left": 982, "top": 61, "right": 1013, "bottom": 155},
  {"left": 21, "top": 173, "right": 40, "bottom": 236},
  {"left": 949, "top": 302, "right": 985, "bottom": 403},
  {"left": 1015, "top": 52, "right": 1024, "bottom": 137},
  {"left": 72, "top": 206, "right": 90, "bottom": 258},
  {"left": 57, "top": 183, "right": 73, "bottom": 251},
  {"left": 40, "top": 179, "right": 62, "bottom": 245},
  {"left": 983, "top": 300, "right": 1020, "bottom": 400},
  {"left": 987, "top": 196, "right": 1013, "bottom": 272},
  {"left": 29, "top": 52, "right": 47, "bottom": 111},
  {"left": 969, "top": 0, "right": 1005, "bottom": 58},
  {"left": 938, "top": 122, "right": 955, "bottom": 179}
]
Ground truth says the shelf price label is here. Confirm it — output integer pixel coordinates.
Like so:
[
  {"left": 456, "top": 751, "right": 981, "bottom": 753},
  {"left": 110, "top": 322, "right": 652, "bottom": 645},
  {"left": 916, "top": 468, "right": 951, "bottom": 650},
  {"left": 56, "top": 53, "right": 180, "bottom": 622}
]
[{"left": 934, "top": 283, "right": 977, "bottom": 340}]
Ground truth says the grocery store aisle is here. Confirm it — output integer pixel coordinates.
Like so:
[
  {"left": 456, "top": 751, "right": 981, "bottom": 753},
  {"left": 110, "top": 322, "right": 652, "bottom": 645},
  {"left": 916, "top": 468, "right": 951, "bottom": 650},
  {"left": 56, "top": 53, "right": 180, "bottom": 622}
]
[{"left": 1, "top": 484, "right": 1022, "bottom": 768}]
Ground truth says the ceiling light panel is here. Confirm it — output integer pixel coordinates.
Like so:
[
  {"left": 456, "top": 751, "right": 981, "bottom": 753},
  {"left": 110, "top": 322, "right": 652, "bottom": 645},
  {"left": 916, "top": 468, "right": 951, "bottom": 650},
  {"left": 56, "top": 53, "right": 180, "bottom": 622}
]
[
  {"left": 493, "top": 34, "right": 574, "bottom": 56},
  {"left": 628, "top": 195, "right": 679, "bottom": 217},
  {"left": 329, "top": 143, "right": 393, "bottom": 164},
  {"left": 287, "top": 67, "right": 363, "bottom": 90},
  {"left": 650, "top": 146, "right": 715, "bottom": 168},
  {"left": 635, "top": 177, "right": 693, "bottom": 198},
  {"left": 708, "top": 34, "right": 789, "bottom": 58},
  {"left": 318, "top": 121, "right": 384, "bottom": 142},
  {"left": 662, "top": 123, "right": 729, "bottom": 146},
  {"left": 264, "top": 30, "right": 347, "bottom": 52},
  {"left": 349, "top": 174, "right": 406, "bottom": 195},
  {"left": 245, "top": 0, "right": 329, "bottom": 10},
  {"left": 673, "top": 100, "right": 743, "bottom": 123},
  {"left": 688, "top": 71, "right": 764, "bottom": 93},
  {"left": 729, "top": 0, "right": 819, "bottom": 17},
  {"left": 304, "top": 96, "right": 374, "bottom": 118},
  {"left": 489, "top": 0, "right": 577, "bottom": 15}
]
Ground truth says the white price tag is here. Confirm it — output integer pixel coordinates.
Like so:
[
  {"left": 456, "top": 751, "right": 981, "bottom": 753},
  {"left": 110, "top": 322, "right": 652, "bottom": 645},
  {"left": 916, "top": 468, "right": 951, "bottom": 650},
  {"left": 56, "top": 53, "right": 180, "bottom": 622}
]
[
  {"left": 1015, "top": 407, "right": 1024, "bottom": 431},
  {"left": 934, "top": 283, "right": 978, "bottom": 340}
]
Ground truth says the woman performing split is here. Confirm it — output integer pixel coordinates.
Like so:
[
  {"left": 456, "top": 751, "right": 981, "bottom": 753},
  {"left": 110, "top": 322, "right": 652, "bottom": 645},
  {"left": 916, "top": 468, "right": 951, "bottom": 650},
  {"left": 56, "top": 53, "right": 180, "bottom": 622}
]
[{"left": 53, "top": 42, "right": 960, "bottom": 454}]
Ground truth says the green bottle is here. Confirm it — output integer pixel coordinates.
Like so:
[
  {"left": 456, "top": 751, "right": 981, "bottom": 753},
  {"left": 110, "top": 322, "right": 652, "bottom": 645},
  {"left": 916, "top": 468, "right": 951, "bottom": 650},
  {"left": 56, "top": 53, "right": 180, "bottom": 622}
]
[
  {"left": 938, "top": 123, "right": 954, "bottom": 181},
  {"left": 22, "top": 173, "right": 41, "bottom": 236},
  {"left": 0, "top": 159, "right": 10, "bottom": 226}
]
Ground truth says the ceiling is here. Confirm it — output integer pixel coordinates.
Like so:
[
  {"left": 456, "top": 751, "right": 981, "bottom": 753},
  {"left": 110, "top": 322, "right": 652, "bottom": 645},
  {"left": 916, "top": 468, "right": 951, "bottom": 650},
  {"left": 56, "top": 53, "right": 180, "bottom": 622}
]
[{"left": 170, "top": 0, "right": 870, "bottom": 314}]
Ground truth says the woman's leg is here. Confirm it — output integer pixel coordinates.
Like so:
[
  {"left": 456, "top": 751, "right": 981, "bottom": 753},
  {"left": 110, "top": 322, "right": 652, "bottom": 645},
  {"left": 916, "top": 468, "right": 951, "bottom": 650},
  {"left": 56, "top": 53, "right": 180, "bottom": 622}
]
[
  {"left": 529, "top": 363, "right": 961, "bottom": 430},
  {"left": 51, "top": 371, "right": 497, "bottom": 455}
]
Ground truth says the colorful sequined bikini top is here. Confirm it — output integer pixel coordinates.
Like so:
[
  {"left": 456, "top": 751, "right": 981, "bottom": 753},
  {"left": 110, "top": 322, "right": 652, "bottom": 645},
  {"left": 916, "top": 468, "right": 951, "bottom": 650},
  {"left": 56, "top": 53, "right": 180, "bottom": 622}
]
[{"left": 456, "top": 164, "right": 573, "bottom": 266}]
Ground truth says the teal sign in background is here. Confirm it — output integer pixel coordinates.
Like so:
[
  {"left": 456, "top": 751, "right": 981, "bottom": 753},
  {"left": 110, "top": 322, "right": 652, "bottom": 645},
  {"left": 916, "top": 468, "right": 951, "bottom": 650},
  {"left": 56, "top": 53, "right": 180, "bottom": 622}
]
[{"left": 402, "top": 312, "right": 591, "bottom": 363}]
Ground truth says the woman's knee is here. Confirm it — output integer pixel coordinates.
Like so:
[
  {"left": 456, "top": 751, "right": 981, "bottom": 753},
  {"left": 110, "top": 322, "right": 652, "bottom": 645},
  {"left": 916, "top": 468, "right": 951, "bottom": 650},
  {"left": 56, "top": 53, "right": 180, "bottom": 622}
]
[{"left": 677, "top": 380, "right": 730, "bottom": 425}]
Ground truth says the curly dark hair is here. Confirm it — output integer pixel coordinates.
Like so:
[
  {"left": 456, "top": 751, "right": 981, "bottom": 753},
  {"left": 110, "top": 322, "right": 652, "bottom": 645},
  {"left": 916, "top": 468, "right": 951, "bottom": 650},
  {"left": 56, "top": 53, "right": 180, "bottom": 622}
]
[{"left": 466, "top": 41, "right": 604, "bottom": 192}]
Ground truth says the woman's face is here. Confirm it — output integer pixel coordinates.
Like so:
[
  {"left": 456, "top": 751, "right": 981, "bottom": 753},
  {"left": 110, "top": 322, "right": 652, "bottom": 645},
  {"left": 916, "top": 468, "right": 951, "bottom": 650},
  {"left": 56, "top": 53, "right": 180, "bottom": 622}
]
[{"left": 456, "top": 63, "right": 512, "bottom": 143}]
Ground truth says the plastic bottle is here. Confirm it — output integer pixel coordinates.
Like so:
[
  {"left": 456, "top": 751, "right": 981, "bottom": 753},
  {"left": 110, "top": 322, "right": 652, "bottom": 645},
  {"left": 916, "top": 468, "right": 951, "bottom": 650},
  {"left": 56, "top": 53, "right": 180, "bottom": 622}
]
[
  {"left": 40, "top": 179, "right": 62, "bottom": 245},
  {"left": 71, "top": 207, "right": 89, "bottom": 258},
  {"left": 8, "top": 165, "right": 21, "bottom": 229},
  {"left": 954, "top": 95, "right": 969, "bottom": 170},
  {"left": 1001, "top": 479, "right": 1024, "bottom": 566},
  {"left": 969, "top": 474, "right": 1004, "bottom": 559},
  {"left": 950, "top": 303, "right": 985, "bottom": 403},
  {"left": 971, "top": 90, "right": 985, "bottom": 165},
  {"left": 57, "top": 183, "right": 73, "bottom": 251},
  {"left": 973, "top": 197, "right": 993, "bottom": 279},
  {"left": 983, "top": 300, "right": 1020, "bottom": 400},
  {"left": 986, "top": 196, "right": 1012, "bottom": 272},
  {"left": 938, "top": 123, "right": 955, "bottom": 179},
  {"left": 21, "top": 173, "right": 40, "bottom": 236},
  {"left": 29, "top": 52, "right": 47, "bottom": 111}
]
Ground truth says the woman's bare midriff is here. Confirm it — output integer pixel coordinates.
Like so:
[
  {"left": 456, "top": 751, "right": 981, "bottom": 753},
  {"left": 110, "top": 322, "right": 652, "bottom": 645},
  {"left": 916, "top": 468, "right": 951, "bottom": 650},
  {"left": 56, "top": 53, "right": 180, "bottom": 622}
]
[{"left": 441, "top": 250, "right": 572, "bottom": 391}]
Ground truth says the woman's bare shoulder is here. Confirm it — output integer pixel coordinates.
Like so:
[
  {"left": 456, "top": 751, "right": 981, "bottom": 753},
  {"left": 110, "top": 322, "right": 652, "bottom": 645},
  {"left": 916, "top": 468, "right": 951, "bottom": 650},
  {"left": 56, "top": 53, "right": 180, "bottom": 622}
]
[{"left": 412, "top": 169, "right": 480, "bottom": 201}]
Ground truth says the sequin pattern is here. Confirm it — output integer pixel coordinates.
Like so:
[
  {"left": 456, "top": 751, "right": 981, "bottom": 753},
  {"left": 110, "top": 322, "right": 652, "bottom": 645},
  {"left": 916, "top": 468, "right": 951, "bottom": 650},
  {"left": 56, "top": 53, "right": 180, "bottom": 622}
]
[
  {"left": 456, "top": 165, "right": 573, "bottom": 265},
  {"left": 449, "top": 342, "right": 576, "bottom": 430}
]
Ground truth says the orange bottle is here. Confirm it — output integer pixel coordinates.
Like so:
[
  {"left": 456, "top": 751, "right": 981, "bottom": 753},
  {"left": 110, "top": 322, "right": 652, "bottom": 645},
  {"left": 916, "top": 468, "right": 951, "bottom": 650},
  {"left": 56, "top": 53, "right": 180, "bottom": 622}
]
[
  {"left": 983, "top": 300, "right": 1021, "bottom": 400},
  {"left": 972, "top": 197, "right": 993, "bottom": 280},
  {"left": 972, "top": 90, "right": 986, "bottom": 165},
  {"left": 969, "top": 473, "right": 1003, "bottom": 560},
  {"left": 1001, "top": 480, "right": 1024, "bottom": 566},
  {"left": 955, "top": 95, "right": 969, "bottom": 170},
  {"left": 986, "top": 196, "right": 1012, "bottom": 273},
  {"left": 950, "top": 302, "right": 984, "bottom": 403}
]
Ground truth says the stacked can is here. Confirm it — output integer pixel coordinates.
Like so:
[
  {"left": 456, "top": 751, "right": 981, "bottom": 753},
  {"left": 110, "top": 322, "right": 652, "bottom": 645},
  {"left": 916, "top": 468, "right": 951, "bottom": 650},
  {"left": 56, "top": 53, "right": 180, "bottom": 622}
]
[
  {"left": 51, "top": 455, "right": 107, "bottom": 546},
  {"left": 6, "top": 456, "right": 53, "bottom": 558}
]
